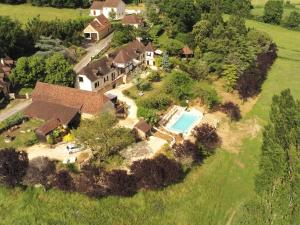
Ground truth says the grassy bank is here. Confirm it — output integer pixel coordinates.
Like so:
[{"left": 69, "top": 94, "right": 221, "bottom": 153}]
[
  {"left": 0, "top": 3, "right": 89, "bottom": 22},
  {"left": 0, "top": 19, "right": 300, "bottom": 225}
]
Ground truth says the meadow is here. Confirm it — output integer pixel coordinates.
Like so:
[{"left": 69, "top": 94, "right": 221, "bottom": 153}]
[
  {"left": 0, "top": 3, "right": 89, "bottom": 22},
  {"left": 1, "top": 13, "right": 300, "bottom": 225}
]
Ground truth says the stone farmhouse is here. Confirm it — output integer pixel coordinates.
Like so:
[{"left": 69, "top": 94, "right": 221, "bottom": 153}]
[
  {"left": 76, "top": 40, "right": 156, "bottom": 92},
  {"left": 83, "top": 15, "right": 113, "bottom": 41},
  {"left": 90, "top": 0, "right": 126, "bottom": 20}
]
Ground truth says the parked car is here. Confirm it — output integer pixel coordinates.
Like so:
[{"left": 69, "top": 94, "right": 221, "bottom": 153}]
[{"left": 66, "top": 143, "right": 84, "bottom": 154}]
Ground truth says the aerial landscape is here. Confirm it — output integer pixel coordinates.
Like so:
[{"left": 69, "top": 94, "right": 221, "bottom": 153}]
[{"left": 0, "top": 0, "right": 299, "bottom": 224}]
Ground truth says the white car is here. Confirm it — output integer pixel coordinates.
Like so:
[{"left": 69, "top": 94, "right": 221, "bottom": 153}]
[{"left": 66, "top": 143, "right": 84, "bottom": 154}]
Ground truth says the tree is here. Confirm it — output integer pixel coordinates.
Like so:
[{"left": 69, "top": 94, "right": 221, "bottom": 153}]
[
  {"left": 105, "top": 170, "right": 137, "bottom": 196},
  {"left": 238, "top": 89, "right": 300, "bottom": 224},
  {"left": 283, "top": 11, "right": 300, "bottom": 29},
  {"left": 193, "top": 123, "right": 220, "bottom": 150},
  {"left": 109, "top": 9, "right": 117, "bottom": 20},
  {"left": 51, "top": 170, "right": 74, "bottom": 191},
  {"left": 74, "top": 113, "right": 135, "bottom": 161},
  {"left": 222, "top": 64, "right": 238, "bottom": 92},
  {"left": 130, "top": 154, "right": 183, "bottom": 189},
  {"left": 222, "top": 0, "right": 252, "bottom": 17},
  {"left": 0, "top": 16, "right": 34, "bottom": 58},
  {"left": 0, "top": 148, "right": 29, "bottom": 187},
  {"left": 173, "top": 140, "right": 201, "bottom": 165},
  {"left": 22, "top": 157, "right": 56, "bottom": 188},
  {"left": 263, "top": 0, "right": 284, "bottom": 24},
  {"left": 44, "top": 53, "right": 75, "bottom": 87},
  {"left": 162, "top": 52, "right": 171, "bottom": 72},
  {"left": 220, "top": 101, "right": 241, "bottom": 121},
  {"left": 111, "top": 24, "right": 135, "bottom": 48}
]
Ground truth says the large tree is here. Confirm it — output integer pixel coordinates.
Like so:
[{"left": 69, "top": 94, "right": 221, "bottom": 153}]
[
  {"left": 263, "top": 0, "right": 284, "bottom": 24},
  {"left": 238, "top": 89, "right": 300, "bottom": 224},
  {"left": 0, "top": 16, "right": 34, "bottom": 58},
  {"left": 0, "top": 148, "right": 29, "bottom": 187},
  {"left": 74, "top": 113, "right": 135, "bottom": 161}
]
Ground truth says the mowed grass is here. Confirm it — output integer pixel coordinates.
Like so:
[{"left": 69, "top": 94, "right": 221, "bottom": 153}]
[
  {"left": 0, "top": 20, "right": 300, "bottom": 225},
  {"left": 0, "top": 3, "right": 89, "bottom": 22},
  {"left": 252, "top": 0, "right": 300, "bottom": 6}
]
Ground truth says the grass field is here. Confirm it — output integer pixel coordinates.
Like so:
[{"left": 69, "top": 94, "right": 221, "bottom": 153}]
[
  {"left": 0, "top": 19, "right": 300, "bottom": 225},
  {"left": 252, "top": 0, "right": 300, "bottom": 6},
  {"left": 0, "top": 3, "right": 89, "bottom": 22}
]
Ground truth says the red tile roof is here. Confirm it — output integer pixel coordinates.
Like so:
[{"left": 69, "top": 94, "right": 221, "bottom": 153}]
[
  {"left": 91, "top": 1, "right": 104, "bottom": 9},
  {"left": 145, "top": 42, "right": 155, "bottom": 52},
  {"left": 104, "top": 0, "right": 123, "bottom": 7},
  {"left": 31, "top": 82, "right": 111, "bottom": 115},
  {"left": 36, "top": 118, "right": 62, "bottom": 136},
  {"left": 182, "top": 45, "right": 193, "bottom": 55},
  {"left": 134, "top": 119, "right": 151, "bottom": 133},
  {"left": 89, "top": 15, "right": 111, "bottom": 33},
  {"left": 122, "top": 15, "right": 143, "bottom": 25}
]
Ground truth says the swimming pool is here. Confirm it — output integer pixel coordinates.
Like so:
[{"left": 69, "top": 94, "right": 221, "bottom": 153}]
[{"left": 167, "top": 111, "right": 202, "bottom": 134}]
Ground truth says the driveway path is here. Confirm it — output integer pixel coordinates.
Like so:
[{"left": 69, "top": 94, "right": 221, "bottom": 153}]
[
  {"left": 74, "top": 33, "right": 113, "bottom": 73},
  {"left": 0, "top": 99, "right": 31, "bottom": 122},
  {"left": 106, "top": 82, "right": 138, "bottom": 128}
]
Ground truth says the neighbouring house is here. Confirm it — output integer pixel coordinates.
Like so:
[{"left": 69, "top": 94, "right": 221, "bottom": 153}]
[
  {"left": 76, "top": 40, "right": 156, "bottom": 92},
  {"left": 0, "top": 57, "right": 15, "bottom": 99},
  {"left": 182, "top": 45, "right": 193, "bottom": 58},
  {"left": 122, "top": 14, "right": 143, "bottom": 28},
  {"left": 83, "top": 15, "right": 113, "bottom": 41},
  {"left": 24, "top": 82, "right": 115, "bottom": 141},
  {"left": 90, "top": 0, "right": 126, "bottom": 20},
  {"left": 134, "top": 119, "right": 151, "bottom": 140}
]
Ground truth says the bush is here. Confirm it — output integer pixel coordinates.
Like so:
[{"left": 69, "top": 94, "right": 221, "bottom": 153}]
[
  {"left": 105, "top": 170, "right": 137, "bottom": 196},
  {"left": 130, "top": 154, "right": 183, "bottom": 189},
  {"left": 283, "top": 11, "right": 300, "bottom": 29},
  {"left": 220, "top": 102, "right": 241, "bottom": 121},
  {"left": 24, "top": 133, "right": 39, "bottom": 147},
  {"left": 0, "top": 148, "right": 29, "bottom": 187},
  {"left": 193, "top": 84, "right": 220, "bottom": 109},
  {"left": 137, "top": 81, "right": 152, "bottom": 91},
  {"left": 193, "top": 124, "right": 220, "bottom": 150},
  {"left": 263, "top": 0, "right": 283, "bottom": 24},
  {"left": 51, "top": 170, "right": 75, "bottom": 191},
  {"left": 23, "top": 157, "right": 56, "bottom": 188},
  {"left": 137, "top": 94, "right": 171, "bottom": 111},
  {"left": 0, "top": 113, "right": 25, "bottom": 134},
  {"left": 173, "top": 140, "right": 201, "bottom": 166},
  {"left": 137, "top": 107, "right": 159, "bottom": 124},
  {"left": 147, "top": 71, "right": 161, "bottom": 82}
]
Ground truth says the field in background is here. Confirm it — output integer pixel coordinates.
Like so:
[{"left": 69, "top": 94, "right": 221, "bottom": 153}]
[
  {"left": 0, "top": 10, "right": 300, "bottom": 225},
  {"left": 252, "top": 0, "right": 300, "bottom": 6},
  {"left": 0, "top": 3, "right": 89, "bottom": 22}
]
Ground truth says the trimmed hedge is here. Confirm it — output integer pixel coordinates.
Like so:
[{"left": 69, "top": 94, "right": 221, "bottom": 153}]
[{"left": 0, "top": 113, "right": 25, "bottom": 134}]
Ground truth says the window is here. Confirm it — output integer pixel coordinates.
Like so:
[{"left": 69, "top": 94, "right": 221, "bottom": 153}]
[
  {"left": 78, "top": 76, "right": 84, "bottom": 82},
  {"left": 93, "top": 10, "right": 96, "bottom": 16},
  {"left": 112, "top": 72, "right": 115, "bottom": 80},
  {"left": 94, "top": 81, "right": 100, "bottom": 88},
  {"left": 146, "top": 52, "right": 152, "bottom": 57}
]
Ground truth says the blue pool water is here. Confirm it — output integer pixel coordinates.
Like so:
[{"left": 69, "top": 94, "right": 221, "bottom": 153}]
[{"left": 169, "top": 112, "right": 200, "bottom": 134}]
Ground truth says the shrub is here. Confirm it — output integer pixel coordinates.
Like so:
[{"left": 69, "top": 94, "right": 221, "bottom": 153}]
[
  {"left": 263, "top": 0, "right": 283, "bottom": 25},
  {"left": 51, "top": 170, "right": 75, "bottom": 191},
  {"left": 24, "top": 133, "right": 39, "bottom": 147},
  {"left": 137, "top": 81, "right": 152, "bottom": 91},
  {"left": 23, "top": 157, "right": 56, "bottom": 188},
  {"left": 173, "top": 140, "right": 201, "bottom": 165},
  {"left": 105, "top": 170, "right": 137, "bottom": 196},
  {"left": 147, "top": 71, "right": 161, "bottom": 82},
  {"left": 220, "top": 102, "right": 241, "bottom": 121},
  {"left": 137, "top": 107, "right": 159, "bottom": 124},
  {"left": 130, "top": 154, "right": 183, "bottom": 189},
  {"left": 193, "top": 124, "right": 220, "bottom": 150},
  {"left": 137, "top": 94, "right": 171, "bottom": 111},
  {"left": 0, "top": 148, "right": 29, "bottom": 187},
  {"left": 193, "top": 84, "right": 220, "bottom": 109},
  {"left": 63, "top": 133, "right": 75, "bottom": 142},
  {"left": 0, "top": 113, "right": 24, "bottom": 134},
  {"left": 283, "top": 11, "right": 300, "bottom": 29}
]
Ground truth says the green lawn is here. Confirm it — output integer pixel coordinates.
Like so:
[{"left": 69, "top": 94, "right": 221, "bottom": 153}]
[
  {"left": 252, "top": 0, "right": 300, "bottom": 6},
  {"left": 0, "top": 3, "right": 89, "bottom": 22},
  {"left": 0, "top": 20, "right": 300, "bottom": 225}
]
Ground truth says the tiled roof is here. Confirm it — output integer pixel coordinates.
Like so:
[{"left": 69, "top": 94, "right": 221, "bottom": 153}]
[
  {"left": 24, "top": 100, "right": 79, "bottom": 124},
  {"left": 122, "top": 15, "right": 143, "bottom": 25},
  {"left": 134, "top": 119, "right": 151, "bottom": 133},
  {"left": 36, "top": 118, "right": 62, "bottom": 136},
  {"left": 88, "top": 15, "right": 111, "bottom": 33},
  {"left": 79, "top": 57, "right": 114, "bottom": 82},
  {"left": 31, "top": 82, "right": 111, "bottom": 115},
  {"left": 145, "top": 42, "right": 155, "bottom": 52},
  {"left": 91, "top": 1, "right": 104, "bottom": 9},
  {"left": 182, "top": 45, "right": 193, "bottom": 55},
  {"left": 114, "top": 49, "right": 131, "bottom": 64},
  {"left": 104, "top": 0, "right": 123, "bottom": 7}
]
